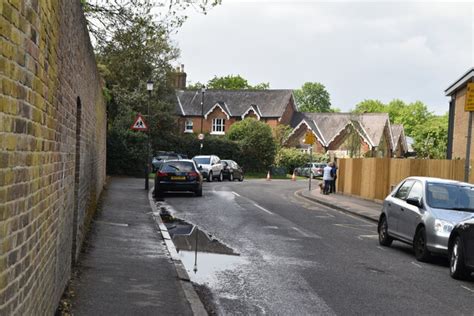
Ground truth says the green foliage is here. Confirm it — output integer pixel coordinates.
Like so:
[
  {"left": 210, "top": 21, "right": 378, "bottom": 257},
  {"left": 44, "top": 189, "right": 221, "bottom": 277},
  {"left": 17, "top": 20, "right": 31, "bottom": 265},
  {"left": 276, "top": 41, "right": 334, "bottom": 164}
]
[
  {"left": 274, "top": 148, "right": 308, "bottom": 173},
  {"left": 387, "top": 100, "right": 433, "bottom": 137},
  {"left": 82, "top": 0, "right": 221, "bottom": 45},
  {"left": 203, "top": 75, "right": 269, "bottom": 90},
  {"left": 187, "top": 82, "right": 206, "bottom": 90},
  {"left": 227, "top": 118, "right": 276, "bottom": 172},
  {"left": 412, "top": 114, "right": 448, "bottom": 159},
  {"left": 273, "top": 124, "right": 293, "bottom": 149},
  {"left": 275, "top": 148, "right": 328, "bottom": 173},
  {"left": 294, "top": 82, "right": 332, "bottom": 112},
  {"left": 353, "top": 99, "right": 385, "bottom": 114},
  {"left": 107, "top": 127, "right": 148, "bottom": 175},
  {"left": 99, "top": 16, "right": 182, "bottom": 175}
]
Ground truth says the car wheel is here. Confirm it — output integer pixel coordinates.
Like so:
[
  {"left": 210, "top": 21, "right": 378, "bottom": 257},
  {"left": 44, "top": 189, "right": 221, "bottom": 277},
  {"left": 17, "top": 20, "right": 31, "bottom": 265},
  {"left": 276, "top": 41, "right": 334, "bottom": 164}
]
[
  {"left": 239, "top": 174, "right": 244, "bottom": 182},
  {"left": 207, "top": 172, "right": 213, "bottom": 182},
  {"left": 195, "top": 187, "right": 203, "bottom": 197},
  {"left": 414, "top": 227, "right": 431, "bottom": 262},
  {"left": 450, "top": 236, "right": 470, "bottom": 280},
  {"left": 218, "top": 172, "right": 223, "bottom": 182},
  {"left": 378, "top": 215, "right": 393, "bottom": 246},
  {"left": 229, "top": 173, "right": 234, "bottom": 181}
]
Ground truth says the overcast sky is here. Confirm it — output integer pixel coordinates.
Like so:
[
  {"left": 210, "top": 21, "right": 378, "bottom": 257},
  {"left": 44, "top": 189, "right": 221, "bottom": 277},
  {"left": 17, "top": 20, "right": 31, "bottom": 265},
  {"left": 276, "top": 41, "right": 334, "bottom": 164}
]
[{"left": 171, "top": 0, "right": 474, "bottom": 114}]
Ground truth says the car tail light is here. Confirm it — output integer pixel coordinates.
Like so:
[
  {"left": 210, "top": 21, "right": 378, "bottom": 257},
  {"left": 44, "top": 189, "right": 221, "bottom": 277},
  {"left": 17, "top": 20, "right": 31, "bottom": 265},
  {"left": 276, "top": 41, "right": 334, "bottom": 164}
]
[
  {"left": 156, "top": 171, "right": 168, "bottom": 177},
  {"left": 188, "top": 171, "right": 199, "bottom": 177}
]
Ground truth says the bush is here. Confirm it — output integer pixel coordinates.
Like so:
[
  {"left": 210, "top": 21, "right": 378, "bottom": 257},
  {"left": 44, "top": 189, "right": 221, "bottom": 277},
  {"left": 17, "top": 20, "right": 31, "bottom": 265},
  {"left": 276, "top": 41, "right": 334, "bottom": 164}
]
[
  {"left": 107, "top": 128, "right": 148, "bottom": 176},
  {"left": 227, "top": 118, "right": 276, "bottom": 172},
  {"left": 275, "top": 147, "right": 328, "bottom": 173}
]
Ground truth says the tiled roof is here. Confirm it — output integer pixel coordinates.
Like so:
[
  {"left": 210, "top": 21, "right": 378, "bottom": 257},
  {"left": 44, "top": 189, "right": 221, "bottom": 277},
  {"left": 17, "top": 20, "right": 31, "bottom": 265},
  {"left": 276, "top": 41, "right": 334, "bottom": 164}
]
[
  {"left": 175, "top": 89, "right": 294, "bottom": 117},
  {"left": 290, "top": 112, "right": 391, "bottom": 148},
  {"left": 391, "top": 124, "right": 408, "bottom": 151}
]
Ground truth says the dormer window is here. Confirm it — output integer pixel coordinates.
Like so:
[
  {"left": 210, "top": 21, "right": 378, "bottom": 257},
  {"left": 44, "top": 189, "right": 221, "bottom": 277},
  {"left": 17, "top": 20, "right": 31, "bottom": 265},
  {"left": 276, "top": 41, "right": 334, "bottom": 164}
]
[
  {"left": 185, "top": 119, "right": 193, "bottom": 133},
  {"left": 211, "top": 118, "right": 225, "bottom": 135}
]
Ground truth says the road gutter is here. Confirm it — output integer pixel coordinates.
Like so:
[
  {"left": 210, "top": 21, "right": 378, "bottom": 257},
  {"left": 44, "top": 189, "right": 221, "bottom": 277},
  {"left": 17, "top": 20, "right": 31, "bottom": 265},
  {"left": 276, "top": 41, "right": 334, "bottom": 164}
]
[{"left": 147, "top": 189, "right": 207, "bottom": 316}]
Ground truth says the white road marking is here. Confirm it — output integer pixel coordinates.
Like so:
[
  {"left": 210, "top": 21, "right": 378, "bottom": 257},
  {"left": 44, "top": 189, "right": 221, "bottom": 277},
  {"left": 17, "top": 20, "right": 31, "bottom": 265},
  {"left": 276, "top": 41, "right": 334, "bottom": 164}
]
[
  {"left": 376, "top": 246, "right": 387, "bottom": 251},
  {"left": 232, "top": 191, "right": 241, "bottom": 197},
  {"left": 253, "top": 203, "right": 274, "bottom": 215},
  {"left": 461, "top": 285, "right": 474, "bottom": 293},
  {"left": 313, "top": 214, "right": 335, "bottom": 218},
  {"left": 411, "top": 262, "right": 422, "bottom": 268},
  {"left": 292, "top": 227, "right": 311, "bottom": 237},
  {"left": 263, "top": 226, "right": 279, "bottom": 229},
  {"left": 95, "top": 220, "right": 129, "bottom": 227}
]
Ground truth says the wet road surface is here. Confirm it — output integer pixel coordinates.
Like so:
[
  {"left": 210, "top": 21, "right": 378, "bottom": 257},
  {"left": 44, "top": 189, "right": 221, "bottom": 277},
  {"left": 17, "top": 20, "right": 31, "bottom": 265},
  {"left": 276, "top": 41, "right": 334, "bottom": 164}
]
[{"left": 161, "top": 179, "right": 474, "bottom": 315}]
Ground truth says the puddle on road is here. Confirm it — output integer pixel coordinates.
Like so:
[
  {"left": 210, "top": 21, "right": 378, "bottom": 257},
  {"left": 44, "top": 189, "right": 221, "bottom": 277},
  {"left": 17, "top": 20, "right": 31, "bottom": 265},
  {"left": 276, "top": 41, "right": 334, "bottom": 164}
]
[
  {"left": 178, "top": 250, "right": 245, "bottom": 284},
  {"left": 156, "top": 200, "right": 246, "bottom": 285},
  {"left": 172, "top": 225, "right": 245, "bottom": 284}
]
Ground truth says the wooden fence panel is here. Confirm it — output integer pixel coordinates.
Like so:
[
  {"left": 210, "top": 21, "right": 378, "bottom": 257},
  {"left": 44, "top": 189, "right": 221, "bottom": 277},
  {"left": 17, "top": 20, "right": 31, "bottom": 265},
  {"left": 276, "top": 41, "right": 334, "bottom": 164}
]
[
  {"left": 338, "top": 158, "right": 474, "bottom": 202},
  {"left": 351, "top": 159, "right": 363, "bottom": 197},
  {"left": 375, "top": 158, "right": 390, "bottom": 200},
  {"left": 360, "top": 159, "right": 374, "bottom": 199}
]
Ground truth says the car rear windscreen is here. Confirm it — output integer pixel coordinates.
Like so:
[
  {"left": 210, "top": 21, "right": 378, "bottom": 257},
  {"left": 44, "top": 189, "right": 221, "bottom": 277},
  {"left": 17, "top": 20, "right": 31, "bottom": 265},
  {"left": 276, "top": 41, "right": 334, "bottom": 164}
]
[
  {"left": 194, "top": 157, "right": 210, "bottom": 164},
  {"left": 161, "top": 161, "right": 194, "bottom": 172}
]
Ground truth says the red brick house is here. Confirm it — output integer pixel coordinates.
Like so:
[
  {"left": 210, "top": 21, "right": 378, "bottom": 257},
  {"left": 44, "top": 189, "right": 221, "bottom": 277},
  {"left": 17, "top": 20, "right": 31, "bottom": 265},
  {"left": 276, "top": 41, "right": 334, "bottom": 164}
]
[
  {"left": 175, "top": 89, "right": 297, "bottom": 135},
  {"left": 286, "top": 112, "right": 401, "bottom": 158}
]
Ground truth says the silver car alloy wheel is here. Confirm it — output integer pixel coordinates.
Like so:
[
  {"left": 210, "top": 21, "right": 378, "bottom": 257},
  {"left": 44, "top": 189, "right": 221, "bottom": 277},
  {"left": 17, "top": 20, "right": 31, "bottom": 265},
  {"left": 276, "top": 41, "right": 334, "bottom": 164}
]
[{"left": 450, "top": 240, "right": 459, "bottom": 274}]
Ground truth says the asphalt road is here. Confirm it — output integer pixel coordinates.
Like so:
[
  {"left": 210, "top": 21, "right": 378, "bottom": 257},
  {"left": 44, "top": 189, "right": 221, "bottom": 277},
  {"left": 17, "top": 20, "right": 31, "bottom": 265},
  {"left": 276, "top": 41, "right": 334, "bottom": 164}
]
[{"left": 162, "top": 179, "right": 474, "bottom": 315}]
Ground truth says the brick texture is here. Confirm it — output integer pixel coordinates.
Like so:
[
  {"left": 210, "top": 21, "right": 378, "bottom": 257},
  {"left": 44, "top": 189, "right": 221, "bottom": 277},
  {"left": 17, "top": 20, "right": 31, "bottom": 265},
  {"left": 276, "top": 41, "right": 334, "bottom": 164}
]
[
  {"left": 0, "top": 0, "right": 106, "bottom": 314},
  {"left": 451, "top": 86, "right": 473, "bottom": 159}
]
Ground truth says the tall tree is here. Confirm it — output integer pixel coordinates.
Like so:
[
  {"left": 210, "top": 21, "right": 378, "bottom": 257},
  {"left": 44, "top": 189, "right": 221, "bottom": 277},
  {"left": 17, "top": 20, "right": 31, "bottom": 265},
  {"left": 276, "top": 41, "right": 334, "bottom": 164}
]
[
  {"left": 412, "top": 114, "right": 448, "bottom": 159},
  {"left": 81, "top": 0, "right": 221, "bottom": 45},
  {"left": 353, "top": 99, "right": 385, "bottom": 114},
  {"left": 294, "top": 82, "right": 332, "bottom": 112},
  {"left": 99, "top": 16, "right": 180, "bottom": 174},
  {"left": 204, "top": 75, "right": 269, "bottom": 90}
]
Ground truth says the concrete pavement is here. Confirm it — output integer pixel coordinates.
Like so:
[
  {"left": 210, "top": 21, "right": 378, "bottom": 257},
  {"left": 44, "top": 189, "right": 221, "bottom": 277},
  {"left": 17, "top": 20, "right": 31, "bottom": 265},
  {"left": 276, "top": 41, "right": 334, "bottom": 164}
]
[
  {"left": 68, "top": 177, "right": 205, "bottom": 316},
  {"left": 298, "top": 181, "right": 383, "bottom": 222}
]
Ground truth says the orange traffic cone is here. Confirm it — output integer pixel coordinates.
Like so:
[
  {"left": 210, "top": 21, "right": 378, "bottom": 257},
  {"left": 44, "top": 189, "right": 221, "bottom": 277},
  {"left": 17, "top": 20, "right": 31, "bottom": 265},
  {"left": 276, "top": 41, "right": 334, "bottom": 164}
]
[
  {"left": 266, "top": 171, "right": 271, "bottom": 181},
  {"left": 291, "top": 170, "right": 296, "bottom": 181}
]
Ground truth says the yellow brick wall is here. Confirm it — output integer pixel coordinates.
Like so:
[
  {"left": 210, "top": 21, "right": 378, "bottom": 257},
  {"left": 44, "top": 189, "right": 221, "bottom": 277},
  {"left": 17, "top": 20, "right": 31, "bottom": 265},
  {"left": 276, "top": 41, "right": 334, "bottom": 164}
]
[
  {"left": 451, "top": 86, "right": 473, "bottom": 159},
  {"left": 0, "top": 0, "right": 106, "bottom": 314}
]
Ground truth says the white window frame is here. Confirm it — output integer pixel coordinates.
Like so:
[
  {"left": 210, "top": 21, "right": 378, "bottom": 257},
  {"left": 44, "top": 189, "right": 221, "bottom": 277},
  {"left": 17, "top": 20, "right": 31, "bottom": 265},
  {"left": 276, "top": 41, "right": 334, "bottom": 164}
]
[
  {"left": 184, "top": 119, "right": 193, "bottom": 133},
  {"left": 211, "top": 118, "right": 225, "bottom": 135}
]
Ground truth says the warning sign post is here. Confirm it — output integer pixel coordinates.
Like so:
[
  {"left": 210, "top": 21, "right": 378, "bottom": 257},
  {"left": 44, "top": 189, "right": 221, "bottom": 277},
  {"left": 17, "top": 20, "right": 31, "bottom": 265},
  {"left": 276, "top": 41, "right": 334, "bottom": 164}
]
[{"left": 131, "top": 114, "right": 148, "bottom": 131}]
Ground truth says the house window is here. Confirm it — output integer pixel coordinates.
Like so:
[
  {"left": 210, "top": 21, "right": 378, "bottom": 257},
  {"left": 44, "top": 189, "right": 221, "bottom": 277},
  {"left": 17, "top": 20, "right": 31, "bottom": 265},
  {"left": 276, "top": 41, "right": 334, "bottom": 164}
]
[
  {"left": 212, "top": 118, "right": 225, "bottom": 134},
  {"left": 185, "top": 119, "right": 193, "bottom": 133}
]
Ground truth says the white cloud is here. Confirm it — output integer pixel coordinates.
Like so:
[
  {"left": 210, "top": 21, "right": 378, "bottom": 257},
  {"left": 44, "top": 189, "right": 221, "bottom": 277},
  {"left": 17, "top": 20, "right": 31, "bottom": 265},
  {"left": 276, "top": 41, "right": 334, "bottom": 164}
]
[{"left": 172, "top": 1, "right": 474, "bottom": 114}]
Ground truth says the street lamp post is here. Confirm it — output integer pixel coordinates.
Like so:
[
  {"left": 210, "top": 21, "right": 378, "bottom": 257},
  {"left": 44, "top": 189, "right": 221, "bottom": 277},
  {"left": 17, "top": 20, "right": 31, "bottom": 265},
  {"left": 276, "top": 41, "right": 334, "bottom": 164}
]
[
  {"left": 145, "top": 80, "right": 153, "bottom": 191},
  {"left": 200, "top": 86, "right": 206, "bottom": 154}
]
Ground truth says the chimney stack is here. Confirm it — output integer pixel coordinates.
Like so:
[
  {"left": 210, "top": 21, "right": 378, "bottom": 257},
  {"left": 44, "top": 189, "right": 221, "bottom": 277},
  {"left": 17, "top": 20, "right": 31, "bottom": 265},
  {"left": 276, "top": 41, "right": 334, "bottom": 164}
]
[{"left": 172, "top": 64, "right": 187, "bottom": 89}]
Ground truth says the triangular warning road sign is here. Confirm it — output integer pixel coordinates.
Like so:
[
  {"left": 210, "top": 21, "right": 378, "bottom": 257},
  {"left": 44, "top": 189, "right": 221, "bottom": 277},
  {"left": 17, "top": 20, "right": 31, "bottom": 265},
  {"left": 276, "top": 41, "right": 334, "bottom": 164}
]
[{"left": 130, "top": 114, "right": 148, "bottom": 131}]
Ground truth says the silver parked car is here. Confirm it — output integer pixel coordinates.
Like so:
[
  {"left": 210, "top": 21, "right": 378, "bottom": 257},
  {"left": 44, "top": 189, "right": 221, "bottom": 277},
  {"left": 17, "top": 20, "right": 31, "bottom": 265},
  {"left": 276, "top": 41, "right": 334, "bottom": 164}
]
[
  {"left": 378, "top": 177, "right": 474, "bottom": 262},
  {"left": 192, "top": 155, "right": 224, "bottom": 182}
]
